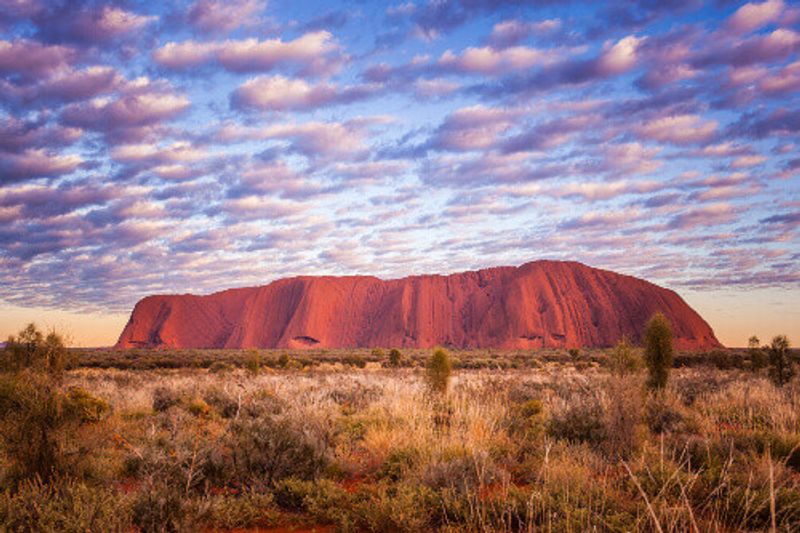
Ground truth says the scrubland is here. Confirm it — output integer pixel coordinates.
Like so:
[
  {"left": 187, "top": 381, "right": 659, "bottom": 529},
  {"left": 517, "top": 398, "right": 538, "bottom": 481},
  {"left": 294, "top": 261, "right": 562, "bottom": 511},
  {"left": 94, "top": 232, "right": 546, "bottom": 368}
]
[{"left": 1, "top": 342, "right": 800, "bottom": 532}]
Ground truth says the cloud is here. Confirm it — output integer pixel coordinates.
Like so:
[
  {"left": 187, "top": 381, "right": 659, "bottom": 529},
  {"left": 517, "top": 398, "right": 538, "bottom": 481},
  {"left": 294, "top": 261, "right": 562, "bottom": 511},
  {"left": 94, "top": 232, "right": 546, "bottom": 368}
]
[
  {"left": 60, "top": 81, "right": 190, "bottom": 141},
  {"left": 668, "top": 203, "right": 736, "bottom": 229},
  {"left": 637, "top": 114, "right": 718, "bottom": 145},
  {"left": 33, "top": 4, "right": 155, "bottom": 44},
  {"left": 187, "top": 0, "right": 264, "bottom": 34},
  {"left": 231, "top": 75, "right": 377, "bottom": 111},
  {"left": 0, "top": 38, "right": 74, "bottom": 79},
  {"left": 154, "top": 31, "right": 345, "bottom": 75},
  {"left": 0, "top": 149, "right": 82, "bottom": 183},
  {"left": 0, "top": 115, "right": 81, "bottom": 151},
  {"left": 437, "top": 45, "right": 564, "bottom": 75},
  {"left": 726, "top": 0, "right": 784, "bottom": 34},
  {"left": 471, "top": 34, "right": 643, "bottom": 97},
  {"left": 487, "top": 18, "right": 561, "bottom": 48},
  {"left": 428, "top": 105, "right": 516, "bottom": 151}
]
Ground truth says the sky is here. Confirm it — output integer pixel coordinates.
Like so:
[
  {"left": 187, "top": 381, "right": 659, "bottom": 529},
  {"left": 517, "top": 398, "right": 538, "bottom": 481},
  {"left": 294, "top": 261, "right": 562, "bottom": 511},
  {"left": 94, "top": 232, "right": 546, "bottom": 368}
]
[{"left": 0, "top": 0, "right": 798, "bottom": 348}]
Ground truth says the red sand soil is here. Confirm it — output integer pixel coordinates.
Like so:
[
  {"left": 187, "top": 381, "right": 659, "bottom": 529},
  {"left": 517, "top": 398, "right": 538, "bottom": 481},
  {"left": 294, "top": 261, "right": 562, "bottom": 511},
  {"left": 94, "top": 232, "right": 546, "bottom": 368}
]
[{"left": 115, "top": 260, "right": 722, "bottom": 350}]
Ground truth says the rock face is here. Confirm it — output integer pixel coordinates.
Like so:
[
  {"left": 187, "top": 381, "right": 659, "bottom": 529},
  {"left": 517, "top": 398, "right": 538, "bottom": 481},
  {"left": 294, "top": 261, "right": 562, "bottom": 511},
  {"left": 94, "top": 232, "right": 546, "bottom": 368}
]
[{"left": 115, "top": 260, "right": 721, "bottom": 350}]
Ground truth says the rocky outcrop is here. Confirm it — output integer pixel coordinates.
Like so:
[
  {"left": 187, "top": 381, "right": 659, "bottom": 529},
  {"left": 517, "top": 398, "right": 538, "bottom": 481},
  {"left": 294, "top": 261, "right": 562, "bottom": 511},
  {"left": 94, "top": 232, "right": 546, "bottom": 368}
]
[{"left": 115, "top": 260, "right": 721, "bottom": 350}]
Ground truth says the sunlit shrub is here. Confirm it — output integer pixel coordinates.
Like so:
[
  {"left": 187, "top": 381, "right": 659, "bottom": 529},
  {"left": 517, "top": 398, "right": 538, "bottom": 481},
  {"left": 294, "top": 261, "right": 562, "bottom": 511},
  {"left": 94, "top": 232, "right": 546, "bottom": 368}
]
[
  {"left": 426, "top": 348, "right": 452, "bottom": 394},
  {"left": 0, "top": 477, "right": 132, "bottom": 532}
]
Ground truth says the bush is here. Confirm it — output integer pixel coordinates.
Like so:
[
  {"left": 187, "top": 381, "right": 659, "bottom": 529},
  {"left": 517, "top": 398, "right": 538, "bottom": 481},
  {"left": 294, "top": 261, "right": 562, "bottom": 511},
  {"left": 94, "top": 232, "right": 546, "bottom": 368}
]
[
  {"left": 608, "top": 337, "right": 641, "bottom": 377},
  {"left": 152, "top": 387, "right": 182, "bottom": 412},
  {"left": 227, "top": 416, "right": 327, "bottom": 488},
  {"left": 208, "top": 490, "right": 276, "bottom": 529},
  {"left": 388, "top": 348, "right": 403, "bottom": 367},
  {"left": 508, "top": 399, "right": 545, "bottom": 442},
  {"left": 1, "top": 323, "right": 71, "bottom": 375},
  {"left": 0, "top": 478, "right": 132, "bottom": 532},
  {"left": 131, "top": 478, "right": 211, "bottom": 533},
  {"left": 748, "top": 335, "right": 768, "bottom": 370},
  {"left": 644, "top": 312, "right": 673, "bottom": 390},
  {"left": 0, "top": 373, "right": 107, "bottom": 484},
  {"left": 244, "top": 350, "right": 261, "bottom": 376},
  {"left": 605, "top": 375, "right": 645, "bottom": 458},
  {"left": 426, "top": 348, "right": 452, "bottom": 394},
  {"left": 768, "top": 335, "right": 794, "bottom": 386},
  {"left": 547, "top": 395, "right": 607, "bottom": 445},
  {"left": 567, "top": 348, "right": 580, "bottom": 359}
]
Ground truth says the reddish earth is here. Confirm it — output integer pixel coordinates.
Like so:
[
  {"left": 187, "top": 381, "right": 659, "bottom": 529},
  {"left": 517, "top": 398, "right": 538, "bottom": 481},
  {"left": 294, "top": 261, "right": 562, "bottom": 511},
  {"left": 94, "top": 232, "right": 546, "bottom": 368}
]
[{"left": 115, "top": 260, "right": 721, "bottom": 350}]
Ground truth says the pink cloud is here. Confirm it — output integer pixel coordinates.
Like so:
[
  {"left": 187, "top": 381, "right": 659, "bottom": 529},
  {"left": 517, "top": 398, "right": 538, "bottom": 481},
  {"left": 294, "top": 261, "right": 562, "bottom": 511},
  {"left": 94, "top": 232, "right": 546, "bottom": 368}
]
[
  {"left": 154, "top": 31, "right": 344, "bottom": 75},
  {"left": 187, "top": 0, "right": 264, "bottom": 34},
  {"left": 231, "top": 75, "right": 376, "bottom": 111},
  {"left": 0, "top": 148, "right": 82, "bottom": 183},
  {"left": 726, "top": 0, "right": 784, "bottom": 34},
  {"left": 438, "top": 44, "right": 563, "bottom": 75},
  {"left": 61, "top": 82, "right": 190, "bottom": 141},
  {"left": 429, "top": 105, "right": 515, "bottom": 151},
  {"left": 595, "top": 35, "right": 642, "bottom": 76},
  {"left": 487, "top": 19, "right": 561, "bottom": 48},
  {"left": 0, "top": 39, "right": 74, "bottom": 79},
  {"left": 637, "top": 114, "right": 718, "bottom": 145},
  {"left": 668, "top": 203, "right": 736, "bottom": 229}
]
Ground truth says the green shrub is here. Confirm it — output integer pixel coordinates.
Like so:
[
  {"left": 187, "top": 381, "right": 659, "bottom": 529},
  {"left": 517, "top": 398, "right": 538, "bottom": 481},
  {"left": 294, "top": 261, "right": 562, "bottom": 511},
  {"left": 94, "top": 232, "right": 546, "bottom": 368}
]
[
  {"left": 227, "top": 416, "right": 327, "bottom": 487},
  {"left": 203, "top": 387, "right": 239, "bottom": 418},
  {"left": 768, "top": 335, "right": 794, "bottom": 386},
  {"left": 388, "top": 348, "right": 403, "bottom": 367},
  {"left": 66, "top": 387, "right": 110, "bottom": 422},
  {"left": 608, "top": 337, "right": 641, "bottom": 377},
  {"left": 548, "top": 395, "right": 607, "bottom": 445},
  {"left": 244, "top": 350, "right": 261, "bottom": 376},
  {"left": 426, "top": 348, "right": 452, "bottom": 394},
  {"left": 0, "top": 373, "right": 106, "bottom": 484},
  {"left": 274, "top": 478, "right": 355, "bottom": 529},
  {"left": 131, "top": 479, "right": 211, "bottom": 533},
  {"left": 644, "top": 312, "right": 673, "bottom": 390},
  {"left": 152, "top": 387, "right": 182, "bottom": 412},
  {"left": 0, "top": 478, "right": 132, "bottom": 532},
  {"left": 1, "top": 323, "right": 71, "bottom": 375},
  {"left": 357, "top": 482, "right": 436, "bottom": 532},
  {"left": 378, "top": 448, "right": 419, "bottom": 482},
  {"left": 371, "top": 348, "right": 385, "bottom": 358},
  {"left": 567, "top": 348, "right": 580, "bottom": 359},
  {"left": 508, "top": 399, "right": 545, "bottom": 442},
  {"left": 208, "top": 490, "right": 276, "bottom": 529},
  {"left": 748, "top": 335, "right": 768, "bottom": 370},
  {"left": 208, "top": 361, "right": 233, "bottom": 374},
  {"left": 277, "top": 353, "right": 290, "bottom": 368}
]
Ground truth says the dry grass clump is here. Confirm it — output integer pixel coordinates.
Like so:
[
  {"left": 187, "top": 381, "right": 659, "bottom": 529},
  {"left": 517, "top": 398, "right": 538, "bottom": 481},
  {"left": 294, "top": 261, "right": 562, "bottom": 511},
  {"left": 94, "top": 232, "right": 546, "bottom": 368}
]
[{"left": 1, "top": 339, "right": 799, "bottom": 531}]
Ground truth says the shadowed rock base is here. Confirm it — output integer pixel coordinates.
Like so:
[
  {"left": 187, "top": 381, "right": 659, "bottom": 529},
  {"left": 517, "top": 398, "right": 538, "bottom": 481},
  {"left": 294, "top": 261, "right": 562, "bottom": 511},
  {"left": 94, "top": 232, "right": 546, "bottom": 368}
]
[{"left": 115, "top": 260, "right": 722, "bottom": 350}]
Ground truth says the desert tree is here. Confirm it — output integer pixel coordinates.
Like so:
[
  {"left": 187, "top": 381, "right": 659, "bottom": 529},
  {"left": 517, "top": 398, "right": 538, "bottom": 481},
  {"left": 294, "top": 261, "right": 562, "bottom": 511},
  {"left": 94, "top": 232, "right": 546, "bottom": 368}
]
[
  {"left": 643, "top": 312, "right": 673, "bottom": 391},
  {"left": 426, "top": 348, "right": 452, "bottom": 394},
  {"left": 388, "top": 348, "right": 403, "bottom": 367},
  {"left": 748, "top": 334, "right": 768, "bottom": 370},
  {"left": 768, "top": 335, "right": 794, "bottom": 386},
  {"left": 1, "top": 323, "right": 70, "bottom": 375}
]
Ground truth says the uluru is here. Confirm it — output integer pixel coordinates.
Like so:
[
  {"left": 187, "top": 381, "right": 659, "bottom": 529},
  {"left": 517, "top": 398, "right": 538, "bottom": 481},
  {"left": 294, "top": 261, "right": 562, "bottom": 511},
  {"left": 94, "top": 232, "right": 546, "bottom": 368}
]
[{"left": 115, "top": 260, "right": 721, "bottom": 350}]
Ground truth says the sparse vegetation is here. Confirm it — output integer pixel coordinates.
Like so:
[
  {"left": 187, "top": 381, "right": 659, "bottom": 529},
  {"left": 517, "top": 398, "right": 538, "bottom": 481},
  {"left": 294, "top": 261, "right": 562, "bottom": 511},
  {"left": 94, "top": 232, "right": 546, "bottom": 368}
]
[
  {"left": 426, "top": 348, "right": 452, "bottom": 394},
  {"left": 644, "top": 312, "right": 674, "bottom": 390},
  {"left": 1, "top": 333, "right": 799, "bottom": 531},
  {"left": 768, "top": 334, "right": 794, "bottom": 386}
]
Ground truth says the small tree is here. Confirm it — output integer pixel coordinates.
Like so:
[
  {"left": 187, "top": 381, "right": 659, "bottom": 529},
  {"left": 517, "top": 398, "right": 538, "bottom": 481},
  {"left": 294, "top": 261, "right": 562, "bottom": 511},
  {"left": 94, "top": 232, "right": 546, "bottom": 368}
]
[
  {"left": 388, "top": 348, "right": 403, "bottom": 367},
  {"left": 426, "top": 348, "right": 452, "bottom": 394},
  {"left": 1, "top": 323, "right": 69, "bottom": 375},
  {"left": 643, "top": 312, "right": 673, "bottom": 391},
  {"left": 748, "top": 334, "right": 768, "bottom": 370},
  {"left": 0, "top": 324, "right": 107, "bottom": 484},
  {"left": 768, "top": 335, "right": 794, "bottom": 386},
  {"left": 609, "top": 337, "right": 642, "bottom": 378}
]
